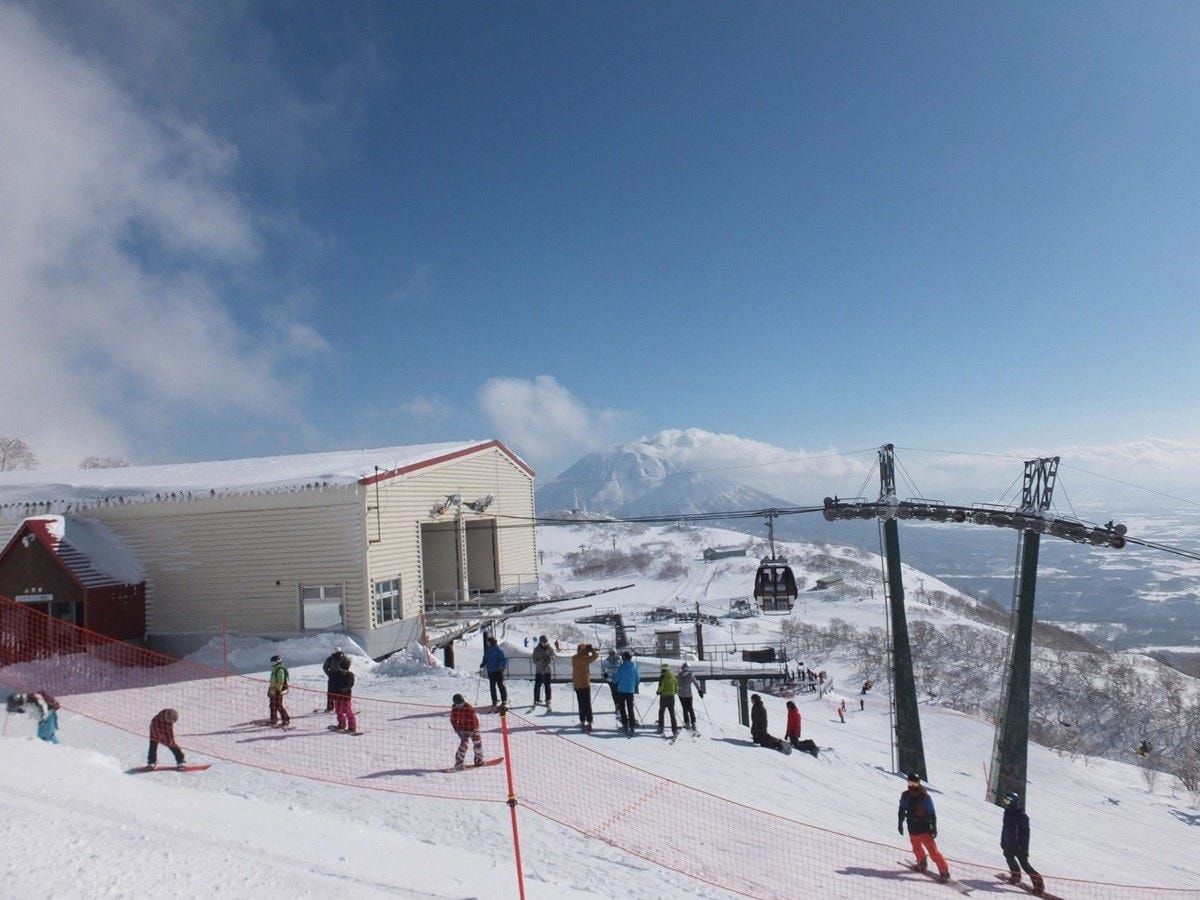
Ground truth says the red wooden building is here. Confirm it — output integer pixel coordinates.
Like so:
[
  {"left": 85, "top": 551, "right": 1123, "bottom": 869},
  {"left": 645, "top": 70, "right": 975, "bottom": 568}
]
[{"left": 0, "top": 515, "right": 145, "bottom": 643}]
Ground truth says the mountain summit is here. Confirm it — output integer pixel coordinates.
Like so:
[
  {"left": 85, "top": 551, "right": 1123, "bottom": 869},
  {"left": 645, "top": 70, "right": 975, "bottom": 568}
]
[{"left": 535, "top": 438, "right": 797, "bottom": 518}]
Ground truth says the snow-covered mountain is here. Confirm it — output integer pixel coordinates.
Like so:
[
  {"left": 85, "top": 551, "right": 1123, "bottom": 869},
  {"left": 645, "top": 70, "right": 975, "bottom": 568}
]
[{"left": 535, "top": 439, "right": 798, "bottom": 518}]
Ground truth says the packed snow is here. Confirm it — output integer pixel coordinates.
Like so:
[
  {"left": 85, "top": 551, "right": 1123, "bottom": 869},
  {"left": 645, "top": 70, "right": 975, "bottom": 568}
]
[{"left": 2, "top": 522, "right": 1198, "bottom": 898}]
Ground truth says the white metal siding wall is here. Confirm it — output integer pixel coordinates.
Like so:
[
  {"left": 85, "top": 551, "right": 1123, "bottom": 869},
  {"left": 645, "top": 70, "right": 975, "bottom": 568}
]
[
  {"left": 365, "top": 446, "right": 537, "bottom": 625},
  {"left": 79, "top": 487, "right": 367, "bottom": 634}
]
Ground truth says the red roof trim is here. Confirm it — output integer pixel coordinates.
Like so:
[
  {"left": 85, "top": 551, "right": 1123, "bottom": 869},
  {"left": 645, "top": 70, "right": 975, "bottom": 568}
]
[{"left": 360, "top": 440, "right": 535, "bottom": 486}]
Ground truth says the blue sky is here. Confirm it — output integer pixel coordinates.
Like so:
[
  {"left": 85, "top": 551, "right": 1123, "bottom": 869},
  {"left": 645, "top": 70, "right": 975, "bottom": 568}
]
[{"left": 2, "top": 1, "right": 1199, "bottom": 501}]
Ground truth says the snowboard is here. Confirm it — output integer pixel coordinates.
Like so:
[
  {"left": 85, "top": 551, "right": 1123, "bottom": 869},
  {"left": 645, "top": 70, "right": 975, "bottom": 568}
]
[
  {"left": 898, "top": 861, "right": 973, "bottom": 895},
  {"left": 127, "top": 764, "right": 211, "bottom": 774},
  {"left": 994, "top": 873, "right": 1058, "bottom": 899},
  {"left": 327, "top": 725, "right": 363, "bottom": 735},
  {"left": 442, "top": 756, "right": 504, "bottom": 773}
]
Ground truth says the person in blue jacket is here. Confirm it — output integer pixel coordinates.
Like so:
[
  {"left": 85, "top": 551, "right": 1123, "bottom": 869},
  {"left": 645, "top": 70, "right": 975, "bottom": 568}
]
[
  {"left": 614, "top": 651, "right": 640, "bottom": 735},
  {"left": 1001, "top": 792, "right": 1044, "bottom": 895},
  {"left": 479, "top": 636, "right": 509, "bottom": 709}
]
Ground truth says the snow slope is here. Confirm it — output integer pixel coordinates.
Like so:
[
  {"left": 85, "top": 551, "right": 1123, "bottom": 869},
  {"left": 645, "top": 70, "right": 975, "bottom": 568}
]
[{"left": 2, "top": 522, "right": 1197, "bottom": 898}]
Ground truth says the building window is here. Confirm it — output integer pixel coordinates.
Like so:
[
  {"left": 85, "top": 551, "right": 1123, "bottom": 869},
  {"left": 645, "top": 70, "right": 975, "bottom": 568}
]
[
  {"left": 373, "top": 578, "right": 400, "bottom": 624},
  {"left": 299, "top": 584, "right": 344, "bottom": 630}
]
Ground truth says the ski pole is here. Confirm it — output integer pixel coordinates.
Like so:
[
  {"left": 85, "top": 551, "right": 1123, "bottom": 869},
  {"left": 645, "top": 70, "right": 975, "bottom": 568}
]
[{"left": 474, "top": 673, "right": 482, "bottom": 706}]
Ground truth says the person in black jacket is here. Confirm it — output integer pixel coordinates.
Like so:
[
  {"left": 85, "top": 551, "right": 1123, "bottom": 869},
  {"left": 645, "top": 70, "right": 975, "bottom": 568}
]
[
  {"left": 1001, "top": 792, "right": 1044, "bottom": 895},
  {"left": 749, "top": 694, "right": 791, "bottom": 754},
  {"left": 322, "top": 648, "right": 347, "bottom": 712},
  {"left": 899, "top": 773, "right": 949, "bottom": 882},
  {"left": 327, "top": 657, "right": 358, "bottom": 734}
]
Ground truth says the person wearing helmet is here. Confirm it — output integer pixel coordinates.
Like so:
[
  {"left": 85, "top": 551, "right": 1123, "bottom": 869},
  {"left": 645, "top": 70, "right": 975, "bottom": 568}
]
[
  {"left": 328, "top": 656, "right": 359, "bottom": 734},
  {"left": 1001, "top": 792, "right": 1044, "bottom": 895},
  {"left": 899, "top": 773, "right": 949, "bottom": 882},
  {"left": 655, "top": 663, "right": 679, "bottom": 736},
  {"left": 449, "top": 693, "right": 485, "bottom": 770},
  {"left": 614, "top": 651, "right": 640, "bottom": 735},
  {"left": 322, "top": 647, "right": 348, "bottom": 712},
  {"left": 676, "top": 663, "right": 704, "bottom": 731},
  {"left": 148, "top": 708, "right": 185, "bottom": 768},
  {"left": 268, "top": 655, "right": 290, "bottom": 726},
  {"left": 531, "top": 635, "right": 556, "bottom": 710}
]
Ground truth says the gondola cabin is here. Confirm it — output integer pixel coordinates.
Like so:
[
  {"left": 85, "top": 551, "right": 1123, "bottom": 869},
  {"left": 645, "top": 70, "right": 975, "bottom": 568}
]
[{"left": 753, "top": 558, "right": 797, "bottom": 613}]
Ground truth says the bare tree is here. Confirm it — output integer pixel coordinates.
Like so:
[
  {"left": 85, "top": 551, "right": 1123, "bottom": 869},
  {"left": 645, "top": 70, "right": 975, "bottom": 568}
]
[
  {"left": 0, "top": 436, "right": 37, "bottom": 470},
  {"left": 79, "top": 456, "right": 132, "bottom": 469}
]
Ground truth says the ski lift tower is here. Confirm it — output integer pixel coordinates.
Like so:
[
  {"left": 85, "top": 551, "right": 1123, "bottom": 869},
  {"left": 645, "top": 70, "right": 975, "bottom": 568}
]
[
  {"left": 988, "top": 456, "right": 1056, "bottom": 806},
  {"left": 877, "top": 444, "right": 928, "bottom": 782}
]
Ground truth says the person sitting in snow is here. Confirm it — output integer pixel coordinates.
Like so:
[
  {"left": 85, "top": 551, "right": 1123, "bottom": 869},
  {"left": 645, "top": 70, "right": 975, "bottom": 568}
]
[
  {"left": 450, "top": 693, "right": 485, "bottom": 770},
  {"left": 6, "top": 691, "right": 60, "bottom": 743},
  {"left": 749, "top": 694, "right": 790, "bottom": 754},
  {"left": 1000, "top": 792, "right": 1044, "bottom": 895},
  {"left": 268, "top": 655, "right": 290, "bottom": 726},
  {"left": 148, "top": 708, "right": 186, "bottom": 768}
]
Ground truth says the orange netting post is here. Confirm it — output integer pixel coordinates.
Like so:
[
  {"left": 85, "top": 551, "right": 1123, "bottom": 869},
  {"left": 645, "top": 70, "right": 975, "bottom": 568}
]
[{"left": 499, "top": 709, "right": 527, "bottom": 900}]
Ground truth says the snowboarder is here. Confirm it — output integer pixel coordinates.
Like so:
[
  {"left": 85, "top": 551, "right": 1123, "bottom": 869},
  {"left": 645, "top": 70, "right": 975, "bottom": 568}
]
[
  {"left": 614, "top": 651, "right": 640, "bottom": 734},
  {"left": 268, "top": 655, "right": 290, "bottom": 726},
  {"left": 677, "top": 662, "right": 704, "bottom": 730},
  {"left": 322, "top": 647, "right": 347, "bottom": 712},
  {"left": 571, "top": 643, "right": 599, "bottom": 731},
  {"left": 601, "top": 649, "right": 621, "bottom": 713},
  {"left": 29, "top": 691, "right": 60, "bottom": 744},
  {"left": 656, "top": 663, "right": 679, "bottom": 735},
  {"left": 450, "top": 693, "right": 485, "bottom": 770},
  {"left": 1137, "top": 739, "right": 1152, "bottom": 757},
  {"left": 785, "top": 700, "right": 802, "bottom": 744},
  {"left": 899, "top": 773, "right": 950, "bottom": 882},
  {"left": 749, "top": 694, "right": 791, "bottom": 754},
  {"left": 531, "top": 635, "right": 556, "bottom": 709},
  {"left": 838, "top": 699, "right": 846, "bottom": 723},
  {"left": 328, "top": 656, "right": 358, "bottom": 733},
  {"left": 148, "top": 708, "right": 186, "bottom": 767},
  {"left": 1001, "top": 792, "right": 1044, "bottom": 895},
  {"left": 480, "top": 636, "right": 508, "bottom": 709}
]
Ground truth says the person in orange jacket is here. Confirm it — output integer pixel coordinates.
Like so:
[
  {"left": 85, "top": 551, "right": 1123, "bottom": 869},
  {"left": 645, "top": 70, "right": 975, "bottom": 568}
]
[
  {"left": 571, "top": 643, "right": 600, "bottom": 731},
  {"left": 450, "top": 694, "right": 485, "bottom": 770}
]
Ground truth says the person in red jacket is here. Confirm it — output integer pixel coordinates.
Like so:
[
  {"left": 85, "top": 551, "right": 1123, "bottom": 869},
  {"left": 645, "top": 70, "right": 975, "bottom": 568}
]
[
  {"left": 785, "top": 700, "right": 821, "bottom": 757},
  {"left": 148, "top": 708, "right": 186, "bottom": 768},
  {"left": 450, "top": 694, "right": 485, "bottom": 770}
]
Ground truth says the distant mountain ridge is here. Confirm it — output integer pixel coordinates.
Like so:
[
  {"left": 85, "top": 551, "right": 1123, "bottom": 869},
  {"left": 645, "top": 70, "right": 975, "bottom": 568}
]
[{"left": 535, "top": 440, "right": 798, "bottom": 518}]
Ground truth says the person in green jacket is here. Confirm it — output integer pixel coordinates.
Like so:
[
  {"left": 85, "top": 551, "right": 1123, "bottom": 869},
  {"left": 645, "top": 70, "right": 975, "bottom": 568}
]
[
  {"left": 268, "top": 655, "right": 291, "bottom": 726},
  {"left": 656, "top": 663, "right": 679, "bottom": 735}
]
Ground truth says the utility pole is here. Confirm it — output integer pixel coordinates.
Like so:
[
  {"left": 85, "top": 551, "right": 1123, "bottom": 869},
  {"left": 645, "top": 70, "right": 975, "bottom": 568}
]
[
  {"left": 879, "top": 444, "right": 928, "bottom": 781},
  {"left": 989, "top": 457, "right": 1057, "bottom": 805},
  {"left": 695, "top": 601, "right": 705, "bottom": 661}
]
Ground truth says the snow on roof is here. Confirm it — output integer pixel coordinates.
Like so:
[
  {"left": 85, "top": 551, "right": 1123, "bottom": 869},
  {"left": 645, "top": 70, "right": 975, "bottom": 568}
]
[
  {"left": 0, "top": 440, "right": 527, "bottom": 516},
  {"left": 21, "top": 515, "right": 145, "bottom": 587}
]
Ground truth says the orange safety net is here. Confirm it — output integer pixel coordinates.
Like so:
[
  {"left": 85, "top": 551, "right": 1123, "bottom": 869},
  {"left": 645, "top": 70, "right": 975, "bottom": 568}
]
[{"left": 1, "top": 595, "right": 1193, "bottom": 899}]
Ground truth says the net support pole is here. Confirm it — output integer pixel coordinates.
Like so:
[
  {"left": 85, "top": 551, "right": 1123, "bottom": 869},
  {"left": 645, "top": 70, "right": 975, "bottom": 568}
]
[
  {"left": 499, "top": 709, "right": 527, "bottom": 900},
  {"left": 221, "top": 617, "right": 228, "bottom": 681}
]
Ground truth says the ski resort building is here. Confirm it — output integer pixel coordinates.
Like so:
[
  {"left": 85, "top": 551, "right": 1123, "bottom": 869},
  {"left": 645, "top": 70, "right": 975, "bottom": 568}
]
[{"left": 0, "top": 440, "right": 537, "bottom": 658}]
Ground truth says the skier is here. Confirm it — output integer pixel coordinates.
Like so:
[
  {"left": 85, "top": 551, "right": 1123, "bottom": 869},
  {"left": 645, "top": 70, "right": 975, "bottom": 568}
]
[
  {"left": 29, "top": 691, "right": 60, "bottom": 744},
  {"left": 614, "top": 651, "right": 640, "bottom": 735},
  {"left": 321, "top": 647, "right": 347, "bottom": 712},
  {"left": 267, "top": 655, "right": 290, "bottom": 726},
  {"left": 531, "top": 635, "right": 556, "bottom": 709},
  {"left": 148, "top": 708, "right": 186, "bottom": 768},
  {"left": 656, "top": 663, "right": 679, "bottom": 735},
  {"left": 1001, "top": 792, "right": 1044, "bottom": 895},
  {"left": 479, "top": 636, "right": 508, "bottom": 709},
  {"left": 571, "top": 643, "right": 599, "bottom": 731},
  {"left": 899, "top": 773, "right": 950, "bottom": 883},
  {"left": 838, "top": 698, "right": 846, "bottom": 723},
  {"left": 862, "top": 679, "right": 873, "bottom": 694},
  {"left": 450, "top": 693, "right": 485, "bottom": 770},
  {"left": 749, "top": 694, "right": 791, "bottom": 754},
  {"left": 601, "top": 649, "right": 622, "bottom": 714},
  {"left": 676, "top": 662, "right": 704, "bottom": 730},
  {"left": 328, "top": 656, "right": 358, "bottom": 733}
]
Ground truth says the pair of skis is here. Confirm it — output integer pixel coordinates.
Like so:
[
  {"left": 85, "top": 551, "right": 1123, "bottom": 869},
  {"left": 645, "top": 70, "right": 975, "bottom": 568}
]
[{"left": 898, "top": 862, "right": 1058, "bottom": 899}]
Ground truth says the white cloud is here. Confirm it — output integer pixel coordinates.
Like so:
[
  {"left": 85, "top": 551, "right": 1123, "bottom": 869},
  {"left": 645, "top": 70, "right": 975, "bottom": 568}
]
[
  {"left": 477, "top": 376, "right": 625, "bottom": 467},
  {"left": 0, "top": 5, "right": 319, "bottom": 466}
]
